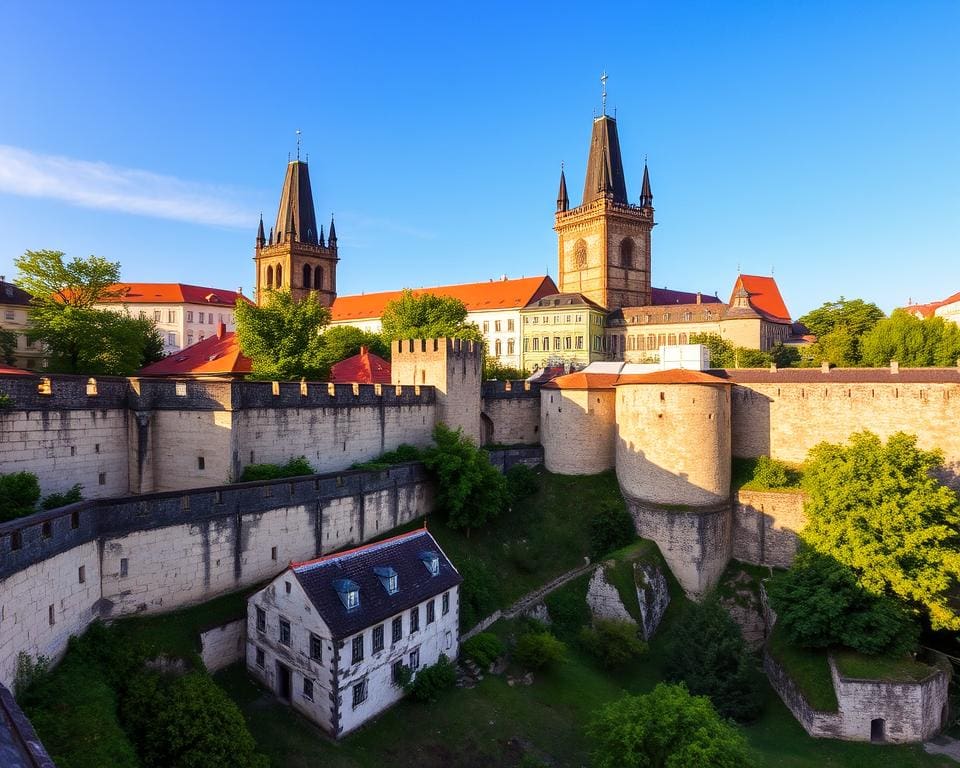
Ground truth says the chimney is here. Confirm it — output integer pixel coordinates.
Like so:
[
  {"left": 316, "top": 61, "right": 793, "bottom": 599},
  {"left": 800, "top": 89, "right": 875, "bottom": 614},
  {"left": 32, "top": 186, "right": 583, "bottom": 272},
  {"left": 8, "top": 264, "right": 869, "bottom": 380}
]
[
  {"left": 821, "top": 361, "right": 831, "bottom": 373},
  {"left": 217, "top": 321, "right": 226, "bottom": 339},
  {"left": 360, "top": 346, "right": 368, "bottom": 356},
  {"left": 696, "top": 292, "right": 702, "bottom": 305},
  {"left": 890, "top": 360, "right": 899, "bottom": 374}
]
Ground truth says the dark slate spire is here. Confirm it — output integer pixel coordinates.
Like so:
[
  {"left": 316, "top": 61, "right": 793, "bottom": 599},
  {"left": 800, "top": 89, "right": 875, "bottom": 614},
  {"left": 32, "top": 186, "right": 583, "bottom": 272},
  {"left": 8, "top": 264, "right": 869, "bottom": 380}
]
[
  {"left": 274, "top": 160, "right": 319, "bottom": 246},
  {"left": 582, "top": 115, "right": 628, "bottom": 205},
  {"left": 268, "top": 225, "right": 274, "bottom": 245},
  {"left": 319, "top": 224, "right": 325, "bottom": 247},
  {"left": 328, "top": 216, "right": 337, "bottom": 248},
  {"left": 640, "top": 161, "right": 653, "bottom": 208},
  {"left": 256, "top": 214, "right": 266, "bottom": 247},
  {"left": 557, "top": 166, "right": 569, "bottom": 212}
]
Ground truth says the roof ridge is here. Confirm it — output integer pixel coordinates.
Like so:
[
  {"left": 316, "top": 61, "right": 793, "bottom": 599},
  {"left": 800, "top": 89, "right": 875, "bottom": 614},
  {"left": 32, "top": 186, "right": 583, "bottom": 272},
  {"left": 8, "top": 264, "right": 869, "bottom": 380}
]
[{"left": 292, "top": 528, "right": 430, "bottom": 572}]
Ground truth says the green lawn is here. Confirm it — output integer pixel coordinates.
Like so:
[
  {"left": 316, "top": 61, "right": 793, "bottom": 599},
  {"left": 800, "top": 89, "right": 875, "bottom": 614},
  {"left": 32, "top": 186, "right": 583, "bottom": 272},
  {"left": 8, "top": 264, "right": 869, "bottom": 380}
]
[
  {"left": 768, "top": 623, "right": 839, "bottom": 711},
  {"left": 732, "top": 456, "right": 805, "bottom": 492},
  {"left": 833, "top": 650, "right": 936, "bottom": 682}
]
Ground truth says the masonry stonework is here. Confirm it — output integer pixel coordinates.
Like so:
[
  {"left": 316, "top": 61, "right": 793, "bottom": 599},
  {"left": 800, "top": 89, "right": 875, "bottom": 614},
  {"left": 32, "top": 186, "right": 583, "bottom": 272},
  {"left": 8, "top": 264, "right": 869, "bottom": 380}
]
[
  {"left": 481, "top": 380, "right": 541, "bottom": 446},
  {"left": 732, "top": 490, "right": 807, "bottom": 568},
  {"left": 541, "top": 388, "right": 616, "bottom": 474}
]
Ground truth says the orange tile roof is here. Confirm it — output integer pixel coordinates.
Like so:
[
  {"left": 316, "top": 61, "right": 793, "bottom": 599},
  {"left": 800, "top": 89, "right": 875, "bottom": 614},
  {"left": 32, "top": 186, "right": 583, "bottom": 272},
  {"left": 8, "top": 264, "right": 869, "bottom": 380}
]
[
  {"left": 138, "top": 327, "right": 251, "bottom": 377},
  {"left": 901, "top": 291, "right": 960, "bottom": 318},
  {"left": 331, "top": 275, "right": 558, "bottom": 322},
  {"left": 329, "top": 347, "right": 392, "bottom": 384},
  {"left": 729, "top": 275, "right": 791, "bottom": 323},
  {"left": 542, "top": 372, "right": 620, "bottom": 390},
  {"left": 0, "top": 364, "right": 34, "bottom": 376},
  {"left": 98, "top": 283, "right": 253, "bottom": 306},
  {"left": 614, "top": 369, "right": 732, "bottom": 386}
]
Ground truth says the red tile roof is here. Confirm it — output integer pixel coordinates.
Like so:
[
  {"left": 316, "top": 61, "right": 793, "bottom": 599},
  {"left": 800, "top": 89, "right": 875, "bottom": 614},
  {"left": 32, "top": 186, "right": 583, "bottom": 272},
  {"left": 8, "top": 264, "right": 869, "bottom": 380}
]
[
  {"left": 614, "top": 369, "right": 732, "bottom": 386},
  {"left": 98, "top": 283, "right": 252, "bottom": 306},
  {"left": 0, "top": 364, "right": 34, "bottom": 376},
  {"left": 902, "top": 291, "right": 960, "bottom": 319},
  {"left": 138, "top": 325, "right": 251, "bottom": 377},
  {"left": 331, "top": 276, "right": 558, "bottom": 322},
  {"left": 329, "top": 347, "right": 392, "bottom": 384},
  {"left": 542, "top": 372, "right": 620, "bottom": 390},
  {"left": 729, "top": 275, "right": 791, "bottom": 322}
]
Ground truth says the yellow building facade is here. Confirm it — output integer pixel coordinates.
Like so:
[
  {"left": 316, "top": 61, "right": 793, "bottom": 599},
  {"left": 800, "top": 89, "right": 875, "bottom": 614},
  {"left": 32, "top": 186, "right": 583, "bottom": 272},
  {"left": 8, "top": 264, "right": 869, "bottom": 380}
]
[{"left": 520, "top": 293, "right": 608, "bottom": 370}]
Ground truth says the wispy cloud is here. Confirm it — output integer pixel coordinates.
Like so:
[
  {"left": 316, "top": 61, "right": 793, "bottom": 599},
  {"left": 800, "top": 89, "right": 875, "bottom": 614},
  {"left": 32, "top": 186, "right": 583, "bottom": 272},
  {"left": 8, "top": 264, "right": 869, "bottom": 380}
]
[{"left": 0, "top": 145, "right": 256, "bottom": 228}]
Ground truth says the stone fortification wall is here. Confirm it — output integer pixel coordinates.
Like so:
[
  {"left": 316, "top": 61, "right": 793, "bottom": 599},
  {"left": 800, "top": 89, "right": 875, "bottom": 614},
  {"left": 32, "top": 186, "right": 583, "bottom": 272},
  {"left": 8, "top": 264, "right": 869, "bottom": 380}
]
[
  {"left": 616, "top": 382, "right": 731, "bottom": 506},
  {"left": 481, "top": 380, "right": 541, "bottom": 446},
  {"left": 729, "top": 371, "right": 960, "bottom": 482},
  {"left": 732, "top": 490, "right": 807, "bottom": 568},
  {"left": 199, "top": 619, "right": 246, "bottom": 672},
  {"left": 625, "top": 498, "right": 731, "bottom": 598},
  {"left": 0, "top": 463, "right": 432, "bottom": 688},
  {"left": 484, "top": 445, "right": 544, "bottom": 473},
  {"left": 541, "top": 388, "right": 616, "bottom": 474},
  {"left": 763, "top": 652, "right": 843, "bottom": 738}
]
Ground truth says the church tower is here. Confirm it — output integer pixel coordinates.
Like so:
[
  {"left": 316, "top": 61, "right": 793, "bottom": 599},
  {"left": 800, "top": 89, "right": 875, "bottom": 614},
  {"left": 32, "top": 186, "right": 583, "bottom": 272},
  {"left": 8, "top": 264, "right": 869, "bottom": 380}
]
[
  {"left": 254, "top": 158, "right": 338, "bottom": 307},
  {"left": 554, "top": 99, "right": 654, "bottom": 309}
]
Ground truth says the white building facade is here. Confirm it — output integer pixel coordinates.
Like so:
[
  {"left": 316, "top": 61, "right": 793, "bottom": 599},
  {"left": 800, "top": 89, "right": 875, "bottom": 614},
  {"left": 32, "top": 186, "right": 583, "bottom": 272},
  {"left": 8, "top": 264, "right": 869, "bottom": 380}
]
[{"left": 246, "top": 529, "right": 461, "bottom": 738}]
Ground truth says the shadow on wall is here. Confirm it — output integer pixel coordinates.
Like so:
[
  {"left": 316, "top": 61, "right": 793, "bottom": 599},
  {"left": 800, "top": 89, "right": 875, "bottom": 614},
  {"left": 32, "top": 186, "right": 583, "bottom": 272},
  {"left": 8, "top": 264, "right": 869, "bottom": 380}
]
[
  {"left": 615, "top": 436, "right": 729, "bottom": 508},
  {"left": 731, "top": 387, "right": 772, "bottom": 458}
]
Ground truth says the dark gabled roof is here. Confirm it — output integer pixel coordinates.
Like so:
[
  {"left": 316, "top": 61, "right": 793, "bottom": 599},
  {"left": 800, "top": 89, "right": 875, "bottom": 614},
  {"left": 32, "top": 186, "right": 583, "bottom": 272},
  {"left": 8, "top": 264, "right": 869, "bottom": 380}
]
[
  {"left": 582, "top": 116, "right": 628, "bottom": 205},
  {"left": 274, "top": 160, "right": 320, "bottom": 246},
  {"left": 525, "top": 292, "right": 607, "bottom": 312},
  {"left": 0, "top": 280, "right": 32, "bottom": 307},
  {"left": 292, "top": 529, "right": 461, "bottom": 640}
]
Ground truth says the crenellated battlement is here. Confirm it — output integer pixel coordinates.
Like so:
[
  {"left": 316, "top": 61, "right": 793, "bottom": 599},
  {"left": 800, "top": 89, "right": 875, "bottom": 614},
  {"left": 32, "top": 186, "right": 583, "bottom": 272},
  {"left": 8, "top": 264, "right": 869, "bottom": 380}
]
[
  {"left": 481, "top": 379, "right": 540, "bottom": 399},
  {"left": 393, "top": 337, "right": 484, "bottom": 360}
]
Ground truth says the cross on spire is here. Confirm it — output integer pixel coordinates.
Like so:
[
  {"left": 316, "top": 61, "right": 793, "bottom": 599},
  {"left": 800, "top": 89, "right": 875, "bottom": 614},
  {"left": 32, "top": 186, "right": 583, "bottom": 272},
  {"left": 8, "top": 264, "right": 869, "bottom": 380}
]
[
  {"left": 600, "top": 71, "right": 608, "bottom": 115},
  {"left": 296, "top": 129, "right": 302, "bottom": 160}
]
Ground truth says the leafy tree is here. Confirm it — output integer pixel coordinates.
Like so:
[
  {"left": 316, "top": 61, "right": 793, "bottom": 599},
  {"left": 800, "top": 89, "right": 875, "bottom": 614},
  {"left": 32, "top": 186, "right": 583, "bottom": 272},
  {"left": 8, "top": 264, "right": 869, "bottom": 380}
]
[
  {"left": 587, "top": 683, "right": 756, "bottom": 768},
  {"left": 810, "top": 324, "right": 860, "bottom": 367},
  {"left": 690, "top": 332, "right": 770, "bottom": 369},
  {"left": 506, "top": 463, "right": 539, "bottom": 504},
  {"left": 461, "top": 632, "right": 505, "bottom": 668},
  {"left": 802, "top": 431, "right": 960, "bottom": 631},
  {"left": 457, "top": 556, "right": 502, "bottom": 629},
  {"left": 766, "top": 550, "right": 918, "bottom": 655},
  {"left": 483, "top": 355, "right": 529, "bottom": 380},
  {"left": 0, "top": 471, "right": 41, "bottom": 521},
  {"left": 589, "top": 499, "right": 635, "bottom": 558},
  {"left": 797, "top": 297, "right": 885, "bottom": 366},
  {"left": 235, "top": 290, "right": 331, "bottom": 380},
  {"left": 580, "top": 619, "right": 647, "bottom": 669},
  {"left": 422, "top": 423, "right": 508, "bottom": 535},
  {"left": 41, "top": 483, "right": 84, "bottom": 510},
  {"left": 0, "top": 328, "right": 17, "bottom": 365},
  {"left": 769, "top": 342, "right": 800, "bottom": 368},
  {"left": 860, "top": 311, "right": 960, "bottom": 367},
  {"left": 14, "top": 250, "right": 164, "bottom": 375},
  {"left": 380, "top": 289, "right": 483, "bottom": 343},
  {"left": 514, "top": 631, "right": 566, "bottom": 670},
  {"left": 404, "top": 654, "right": 457, "bottom": 702},
  {"left": 663, "top": 597, "right": 764, "bottom": 721},
  {"left": 320, "top": 324, "right": 391, "bottom": 364},
  {"left": 238, "top": 456, "right": 314, "bottom": 482}
]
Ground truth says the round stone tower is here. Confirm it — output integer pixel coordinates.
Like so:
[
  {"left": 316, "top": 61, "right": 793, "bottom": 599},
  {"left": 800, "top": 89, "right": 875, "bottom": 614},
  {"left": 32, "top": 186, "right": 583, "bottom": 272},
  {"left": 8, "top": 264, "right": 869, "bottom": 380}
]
[
  {"left": 614, "top": 369, "right": 733, "bottom": 597},
  {"left": 541, "top": 373, "right": 618, "bottom": 475}
]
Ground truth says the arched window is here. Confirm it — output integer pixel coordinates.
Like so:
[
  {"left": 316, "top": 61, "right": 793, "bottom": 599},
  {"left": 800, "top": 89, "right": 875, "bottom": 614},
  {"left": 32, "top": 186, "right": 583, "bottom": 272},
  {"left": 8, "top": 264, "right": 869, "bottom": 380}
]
[
  {"left": 668, "top": 334, "right": 677, "bottom": 345},
  {"left": 647, "top": 334, "right": 655, "bottom": 349},
  {"left": 276, "top": 265, "right": 283, "bottom": 288},
  {"left": 314, "top": 265, "right": 323, "bottom": 290},
  {"left": 620, "top": 238, "right": 634, "bottom": 268},
  {"left": 302, "top": 264, "right": 312, "bottom": 289},
  {"left": 495, "top": 339, "right": 502, "bottom": 357},
  {"left": 679, "top": 333, "right": 688, "bottom": 344},
  {"left": 266, "top": 265, "right": 274, "bottom": 290}
]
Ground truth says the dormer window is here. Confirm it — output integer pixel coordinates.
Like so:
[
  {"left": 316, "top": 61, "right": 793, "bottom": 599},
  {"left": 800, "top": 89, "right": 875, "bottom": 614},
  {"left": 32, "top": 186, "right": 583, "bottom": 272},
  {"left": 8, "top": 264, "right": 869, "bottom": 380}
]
[
  {"left": 334, "top": 579, "right": 360, "bottom": 610},
  {"left": 374, "top": 566, "right": 399, "bottom": 595},
  {"left": 419, "top": 551, "right": 440, "bottom": 576}
]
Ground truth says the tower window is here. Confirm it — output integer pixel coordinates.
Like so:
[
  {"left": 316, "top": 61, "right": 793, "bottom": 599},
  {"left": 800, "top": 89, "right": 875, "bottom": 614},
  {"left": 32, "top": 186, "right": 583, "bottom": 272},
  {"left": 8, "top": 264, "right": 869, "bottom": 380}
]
[
  {"left": 620, "top": 238, "right": 634, "bottom": 268},
  {"left": 276, "top": 265, "right": 283, "bottom": 288},
  {"left": 314, "top": 266, "right": 324, "bottom": 290},
  {"left": 266, "top": 265, "right": 274, "bottom": 290},
  {"left": 303, "top": 263, "right": 312, "bottom": 289}
]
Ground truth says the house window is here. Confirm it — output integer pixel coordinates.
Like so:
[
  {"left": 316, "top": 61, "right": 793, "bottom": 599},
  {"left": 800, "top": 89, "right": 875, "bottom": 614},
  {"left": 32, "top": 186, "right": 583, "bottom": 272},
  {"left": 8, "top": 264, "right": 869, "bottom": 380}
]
[
  {"left": 565, "top": 336, "right": 572, "bottom": 350},
  {"left": 507, "top": 319, "right": 514, "bottom": 331},
  {"left": 352, "top": 680, "right": 368, "bottom": 708},
  {"left": 120, "top": 558, "right": 129, "bottom": 577},
  {"left": 543, "top": 336, "right": 550, "bottom": 351},
  {"left": 554, "top": 336, "right": 560, "bottom": 351},
  {"left": 409, "top": 606, "right": 419, "bottom": 634},
  {"left": 575, "top": 336, "right": 584, "bottom": 350},
  {"left": 279, "top": 618, "right": 291, "bottom": 646},
  {"left": 420, "top": 552, "right": 440, "bottom": 576},
  {"left": 409, "top": 648, "right": 420, "bottom": 671},
  {"left": 373, "top": 624, "right": 384, "bottom": 654},
  {"left": 392, "top": 659, "right": 404, "bottom": 685},
  {"left": 153, "top": 310, "right": 161, "bottom": 322},
  {"left": 208, "top": 313, "right": 214, "bottom": 324},
  {"left": 335, "top": 579, "right": 361, "bottom": 610},
  {"left": 482, "top": 321, "right": 489, "bottom": 333},
  {"left": 532, "top": 338, "right": 539, "bottom": 351},
  {"left": 532, "top": 316, "right": 539, "bottom": 324},
  {"left": 427, "top": 600, "right": 435, "bottom": 624},
  {"left": 442, "top": 592, "right": 450, "bottom": 615},
  {"left": 167, "top": 332, "right": 177, "bottom": 346},
  {"left": 507, "top": 339, "right": 515, "bottom": 355},
  {"left": 352, "top": 634, "right": 364, "bottom": 664},
  {"left": 494, "top": 320, "right": 501, "bottom": 332},
  {"left": 3, "top": 309, "right": 13, "bottom": 321},
  {"left": 168, "top": 310, "right": 176, "bottom": 323},
  {"left": 255, "top": 647, "right": 264, "bottom": 668},
  {"left": 310, "top": 633, "right": 323, "bottom": 661},
  {"left": 495, "top": 339, "right": 502, "bottom": 356},
  {"left": 303, "top": 678, "right": 314, "bottom": 701},
  {"left": 256, "top": 606, "right": 266, "bottom": 632},
  {"left": 187, "top": 331, "right": 194, "bottom": 345},
  {"left": 375, "top": 567, "right": 398, "bottom": 595},
  {"left": 392, "top": 616, "right": 402, "bottom": 643},
  {"left": 186, "top": 310, "right": 193, "bottom": 322},
  {"left": 199, "top": 332, "right": 205, "bottom": 341}
]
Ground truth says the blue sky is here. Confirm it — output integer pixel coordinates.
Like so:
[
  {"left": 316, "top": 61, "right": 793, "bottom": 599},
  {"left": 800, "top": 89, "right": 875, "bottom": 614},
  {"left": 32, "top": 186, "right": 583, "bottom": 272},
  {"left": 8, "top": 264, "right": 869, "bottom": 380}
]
[{"left": 1, "top": 1, "right": 957, "bottom": 316}]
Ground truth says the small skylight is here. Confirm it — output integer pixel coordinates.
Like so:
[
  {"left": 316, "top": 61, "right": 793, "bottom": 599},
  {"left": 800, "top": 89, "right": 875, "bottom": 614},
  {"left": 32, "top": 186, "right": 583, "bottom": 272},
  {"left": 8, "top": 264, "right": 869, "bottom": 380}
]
[
  {"left": 373, "top": 566, "right": 399, "bottom": 595},
  {"left": 333, "top": 578, "right": 360, "bottom": 610},
  {"left": 419, "top": 551, "right": 440, "bottom": 577}
]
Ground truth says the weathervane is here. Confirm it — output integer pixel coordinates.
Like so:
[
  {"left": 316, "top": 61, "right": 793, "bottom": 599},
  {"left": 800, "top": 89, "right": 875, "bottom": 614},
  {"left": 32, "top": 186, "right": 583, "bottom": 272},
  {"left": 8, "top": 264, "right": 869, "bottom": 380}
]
[{"left": 601, "top": 71, "right": 608, "bottom": 115}]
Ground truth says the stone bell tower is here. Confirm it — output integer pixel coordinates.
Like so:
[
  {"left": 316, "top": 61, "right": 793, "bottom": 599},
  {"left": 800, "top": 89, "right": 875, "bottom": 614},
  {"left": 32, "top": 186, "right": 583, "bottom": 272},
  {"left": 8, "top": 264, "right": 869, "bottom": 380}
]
[
  {"left": 554, "top": 81, "right": 654, "bottom": 310},
  {"left": 254, "top": 155, "right": 339, "bottom": 307}
]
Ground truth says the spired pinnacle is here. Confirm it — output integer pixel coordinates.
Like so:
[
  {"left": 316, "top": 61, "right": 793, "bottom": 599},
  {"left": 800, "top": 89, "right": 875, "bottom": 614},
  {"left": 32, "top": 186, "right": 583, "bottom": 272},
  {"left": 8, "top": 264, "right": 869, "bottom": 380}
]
[
  {"left": 640, "top": 162, "right": 653, "bottom": 208},
  {"left": 557, "top": 165, "right": 569, "bottom": 212},
  {"left": 256, "top": 213, "right": 266, "bottom": 246},
  {"left": 328, "top": 215, "right": 337, "bottom": 247}
]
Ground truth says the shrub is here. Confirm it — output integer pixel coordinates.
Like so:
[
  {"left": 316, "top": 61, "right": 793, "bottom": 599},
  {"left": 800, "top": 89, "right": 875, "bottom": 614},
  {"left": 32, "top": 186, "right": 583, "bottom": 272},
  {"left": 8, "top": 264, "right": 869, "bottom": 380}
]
[
  {"left": 514, "top": 631, "right": 566, "bottom": 670},
  {"left": 580, "top": 620, "right": 647, "bottom": 669},
  {"left": 462, "top": 632, "right": 505, "bottom": 668},
  {"left": 379, "top": 443, "right": 422, "bottom": 464},
  {"left": 239, "top": 456, "right": 314, "bottom": 482},
  {"left": 406, "top": 654, "right": 457, "bottom": 702},
  {"left": 458, "top": 557, "right": 502, "bottom": 630},
  {"left": 506, "top": 463, "right": 539, "bottom": 504},
  {"left": 752, "top": 456, "right": 790, "bottom": 488},
  {"left": 0, "top": 391, "right": 13, "bottom": 409},
  {"left": 766, "top": 550, "right": 918, "bottom": 656},
  {"left": 589, "top": 500, "right": 635, "bottom": 559},
  {"left": 0, "top": 471, "right": 41, "bottom": 522},
  {"left": 663, "top": 597, "right": 764, "bottom": 722},
  {"left": 41, "top": 483, "right": 84, "bottom": 510}
]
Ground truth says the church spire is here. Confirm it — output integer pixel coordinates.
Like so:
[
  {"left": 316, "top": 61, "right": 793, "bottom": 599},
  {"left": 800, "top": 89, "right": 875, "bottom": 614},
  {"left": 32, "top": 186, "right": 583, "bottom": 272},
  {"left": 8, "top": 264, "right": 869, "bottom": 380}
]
[
  {"left": 256, "top": 213, "right": 266, "bottom": 247},
  {"left": 557, "top": 166, "right": 569, "bottom": 212},
  {"left": 582, "top": 114, "right": 628, "bottom": 205},
  {"left": 328, "top": 216, "right": 337, "bottom": 248},
  {"left": 274, "top": 159, "right": 319, "bottom": 246},
  {"left": 640, "top": 161, "right": 653, "bottom": 208}
]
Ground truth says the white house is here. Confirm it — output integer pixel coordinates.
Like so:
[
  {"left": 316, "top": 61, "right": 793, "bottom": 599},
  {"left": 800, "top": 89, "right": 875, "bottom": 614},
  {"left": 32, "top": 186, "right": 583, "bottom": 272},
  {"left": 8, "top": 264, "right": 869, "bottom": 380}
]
[{"left": 245, "top": 528, "right": 462, "bottom": 738}]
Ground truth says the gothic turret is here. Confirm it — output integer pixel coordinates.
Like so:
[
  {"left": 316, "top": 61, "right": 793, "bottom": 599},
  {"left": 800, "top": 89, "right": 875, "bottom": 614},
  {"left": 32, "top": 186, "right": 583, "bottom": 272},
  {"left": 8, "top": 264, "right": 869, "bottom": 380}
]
[
  {"left": 640, "top": 162, "right": 653, "bottom": 209},
  {"left": 274, "top": 160, "right": 319, "bottom": 245},
  {"left": 557, "top": 168, "right": 569, "bottom": 212},
  {"left": 582, "top": 115, "right": 628, "bottom": 205},
  {"left": 256, "top": 214, "right": 266, "bottom": 247},
  {"left": 328, "top": 216, "right": 337, "bottom": 249}
]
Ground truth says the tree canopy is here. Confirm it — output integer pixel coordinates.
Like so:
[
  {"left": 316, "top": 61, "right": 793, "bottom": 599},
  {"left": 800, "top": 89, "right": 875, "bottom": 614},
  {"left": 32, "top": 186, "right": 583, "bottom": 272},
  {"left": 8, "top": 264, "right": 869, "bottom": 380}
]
[
  {"left": 14, "top": 250, "right": 163, "bottom": 375},
  {"left": 689, "top": 333, "right": 769, "bottom": 368},
  {"left": 801, "top": 431, "right": 960, "bottom": 631},
  {"left": 860, "top": 310, "right": 960, "bottom": 367},
  {"left": 234, "top": 290, "right": 331, "bottom": 380},
  {"left": 320, "top": 324, "right": 391, "bottom": 364},
  {"left": 380, "top": 289, "right": 483, "bottom": 343},
  {"left": 587, "top": 683, "right": 756, "bottom": 768},
  {"left": 797, "top": 298, "right": 885, "bottom": 366}
]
